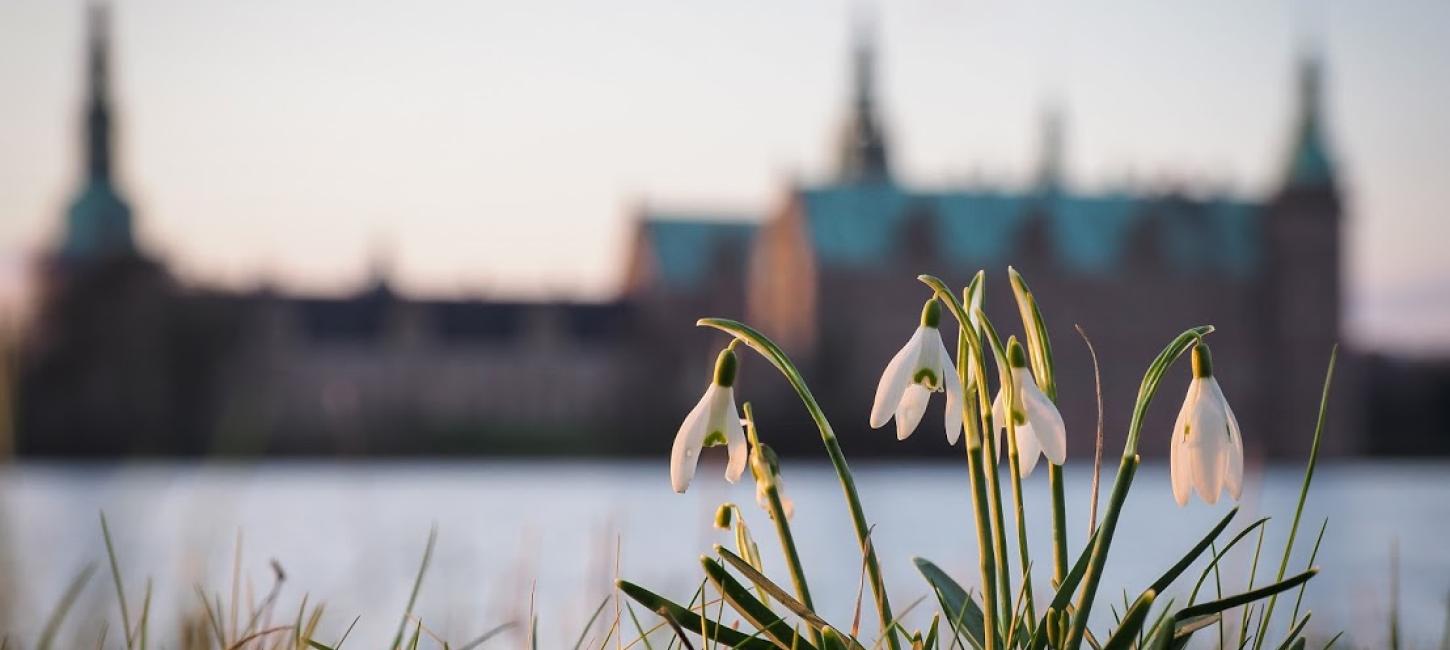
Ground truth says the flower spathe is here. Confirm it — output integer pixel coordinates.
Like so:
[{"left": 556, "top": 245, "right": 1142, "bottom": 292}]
[
  {"left": 870, "top": 299, "right": 964, "bottom": 444},
  {"left": 751, "top": 442, "right": 794, "bottom": 520},
  {"left": 670, "top": 347, "right": 748, "bottom": 493},
  {"left": 1170, "top": 343, "right": 1244, "bottom": 506},
  {"left": 990, "top": 338, "right": 1067, "bottom": 477}
]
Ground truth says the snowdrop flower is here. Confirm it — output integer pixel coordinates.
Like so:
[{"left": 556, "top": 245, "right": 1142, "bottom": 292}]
[
  {"left": 671, "top": 347, "right": 748, "bottom": 493},
  {"left": 751, "top": 443, "right": 793, "bottom": 520},
  {"left": 870, "top": 298, "right": 964, "bottom": 444},
  {"left": 991, "top": 338, "right": 1067, "bottom": 477},
  {"left": 1170, "top": 343, "right": 1244, "bottom": 506}
]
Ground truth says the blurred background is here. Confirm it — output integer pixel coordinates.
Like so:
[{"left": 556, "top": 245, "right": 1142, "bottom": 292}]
[{"left": 0, "top": 0, "right": 1447, "bottom": 647}]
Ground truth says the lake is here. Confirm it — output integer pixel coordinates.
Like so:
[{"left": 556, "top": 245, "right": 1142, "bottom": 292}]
[{"left": 0, "top": 460, "right": 1445, "bottom": 648}]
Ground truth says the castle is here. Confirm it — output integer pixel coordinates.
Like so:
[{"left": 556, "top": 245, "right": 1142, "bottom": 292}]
[{"left": 16, "top": 7, "right": 1359, "bottom": 458}]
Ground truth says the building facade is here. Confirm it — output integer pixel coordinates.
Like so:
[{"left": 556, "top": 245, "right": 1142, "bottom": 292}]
[
  {"left": 628, "top": 36, "right": 1354, "bottom": 458},
  {"left": 17, "top": 8, "right": 1360, "bottom": 458}
]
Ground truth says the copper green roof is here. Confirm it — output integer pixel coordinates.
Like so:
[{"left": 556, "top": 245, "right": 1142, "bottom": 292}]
[
  {"left": 641, "top": 217, "right": 757, "bottom": 290},
  {"left": 798, "top": 183, "right": 1262, "bottom": 277}
]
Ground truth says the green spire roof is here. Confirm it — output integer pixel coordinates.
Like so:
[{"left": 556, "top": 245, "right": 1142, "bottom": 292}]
[{"left": 1283, "top": 57, "right": 1336, "bottom": 189}]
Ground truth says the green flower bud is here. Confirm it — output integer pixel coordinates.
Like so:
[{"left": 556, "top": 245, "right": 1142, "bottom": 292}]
[
  {"left": 713, "top": 503, "right": 734, "bottom": 529},
  {"left": 1007, "top": 336, "right": 1029, "bottom": 369},
  {"left": 920, "top": 298, "right": 942, "bottom": 328},
  {"left": 1191, "top": 342, "right": 1213, "bottom": 378},
  {"left": 713, "top": 347, "right": 738, "bottom": 387}
]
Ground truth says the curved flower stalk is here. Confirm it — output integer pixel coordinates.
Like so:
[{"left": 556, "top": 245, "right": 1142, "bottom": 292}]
[
  {"left": 991, "top": 338, "right": 1068, "bottom": 477},
  {"left": 697, "top": 318, "right": 901, "bottom": 650},
  {"left": 1170, "top": 342, "right": 1244, "bottom": 506},
  {"left": 1062, "top": 325, "right": 1213, "bottom": 650},
  {"left": 670, "top": 346, "right": 747, "bottom": 493},
  {"left": 870, "top": 298, "right": 965, "bottom": 443}
]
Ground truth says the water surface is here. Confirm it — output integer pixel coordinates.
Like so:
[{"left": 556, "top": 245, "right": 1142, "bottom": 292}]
[{"left": 0, "top": 460, "right": 1444, "bottom": 647}]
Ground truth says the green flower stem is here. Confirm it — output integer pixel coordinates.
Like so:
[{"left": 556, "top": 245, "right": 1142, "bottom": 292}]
[
  {"left": 920, "top": 273, "right": 1002, "bottom": 650},
  {"left": 743, "top": 402, "right": 823, "bottom": 649},
  {"left": 955, "top": 280, "right": 1014, "bottom": 629},
  {"left": 1007, "top": 267, "right": 1070, "bottom": 582},
  {"left": 977, "top": 312, "right": 1037, "bottom": 630},
  {"left": 1062, "top": 326, "right": 1212, "bottom": 650},
  {"left": 698, "top": 318, "right": 901, "bottom": 650},
  {"left": 961, "top": 390, "right": 1001, "bottom": 650}
]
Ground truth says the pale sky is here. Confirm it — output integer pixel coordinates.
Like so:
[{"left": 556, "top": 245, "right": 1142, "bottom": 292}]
[{"left": 1, "top": 0, "right": 1448, "bottom": 350}]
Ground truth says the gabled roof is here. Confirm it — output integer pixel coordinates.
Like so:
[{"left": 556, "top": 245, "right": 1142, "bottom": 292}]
[{"left": 638, "top": 216, "right": 757, "bottom": 291}]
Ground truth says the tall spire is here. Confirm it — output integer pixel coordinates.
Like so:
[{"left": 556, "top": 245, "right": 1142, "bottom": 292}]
[
  {"left": 835, "top": 20, "right": 891, "bottom": 184},
  {"left": 85, "top": 3, "right": 114, "bottom": 182},
  {"left": 1035, "top": 104, "right": 1066, "bottom": 192},
  {"left": 1281, "top": 54, "right": 1335, "bottom": 190},
  {"left": 61, "top": 2, "right": 136, "bottom": 261}
]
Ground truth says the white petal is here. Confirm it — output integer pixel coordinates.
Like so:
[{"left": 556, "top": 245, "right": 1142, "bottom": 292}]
[
  {"left": 939, "top": 336, "right": 964, "bottom": 445},
  {"left": 1016, "top": 420, "right": 1042, "bottom": 478},
  {"left": 1187, "top": 392, "right": 1228, "bottom": 504},
  {"left": 1170, "top": 418, "right": 1191, "bottom": 506},
  {"left": 1170, "top": 383, "right": 1196, "bottom": 506},
  {"left": 1018, "top": 369, "right": 1067, "bottom": 465},
  {"left": 990, "top": 389, "right": 1007, "bottom": 464},
  {"left": 895, "top": 383, "right": 931, "bottom": 440},
  {"left": 715, "top": 387, "right": 748, "bottom": 483},
  {"left": 871, "top": 328, "right": 923, "bottom": 428},
  {"left": 1214, "top": 380, "right": 1245, "bottom": 501},
  {"left": 670, "top": 385, "right": 714, "bottom": 493}
]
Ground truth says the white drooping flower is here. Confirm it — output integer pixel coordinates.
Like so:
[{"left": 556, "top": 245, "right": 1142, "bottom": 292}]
[
  {"left": 670, "top": 347, "right": 748, "bottom": 493},
  {"left": 870, "top": 298, "right": 965, "bottom": 444},
  {"left": 1170, "top": 343, "right": 1244, "bottom": 506},
  {"left": 990, "top": 337, "right": 1067, "bottom": 477}
]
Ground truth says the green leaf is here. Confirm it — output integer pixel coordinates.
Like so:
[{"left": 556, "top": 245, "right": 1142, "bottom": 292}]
[
  {"left": 716, "top": 547, "right": 838, "bottom": 634},
  {"left": 1101, "top": 590, "right": 1157, "bottom": 650},
  {"left": 1177, "top": 569, "right": 1319, "bottom": 621},
  {"left": 1152, "top": 507, "right": 1238, "bottom": 594},
  {"left": 702, "top": 556, "right": 823, "bottom": 650},
  {"left": 1025, "top": 528, "right": 1102, "bottom": 650},
  {"left": 616, "top": 580, "right": 778, "bottom": 650},
  {"left": 913, "top": 558, "right": 986, "bottom": 649}
]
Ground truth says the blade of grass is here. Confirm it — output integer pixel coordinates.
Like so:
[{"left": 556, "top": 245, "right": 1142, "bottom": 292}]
[
  {"left": 38, "top": 563, "right": 96, "bottom": 650},
  {"left": 1274, "top": 613, "right": 1312, "bottom": 650},
  {"left": 1075, "top": 324, "right": 1105, "bottom": 536},
  {"left": 575, "top": 596, "right": 614, "bottom": 650},
  {"left": 1289, "top": 520, "right": 1328, "bottom": 627},
  {"left": 456, "top": 621, "right": 514, "bottom": 650},
  {"left": 1253, "top": 346, "right": 1337, "bottom": 650},
  {"left": 390, "top": 525, "right": 437, "bottom": 650},
  {"left": 99, "top": 512, "right": 134, "bottom": 650},
  {"left": 623, "top": 603, "right": 657, "bottom": 650}
]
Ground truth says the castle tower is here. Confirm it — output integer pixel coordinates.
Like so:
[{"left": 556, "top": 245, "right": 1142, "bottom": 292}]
[
  {"left": 1262, "top": 54, "right": 1348, "bottom": 454},
  {"left": 834, "top": 24, "right": 892, "bottom": 184},
  {"left": 59, "top": 3, "right": 137, "bottom": 262}
]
